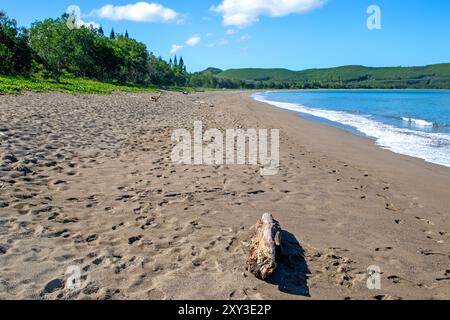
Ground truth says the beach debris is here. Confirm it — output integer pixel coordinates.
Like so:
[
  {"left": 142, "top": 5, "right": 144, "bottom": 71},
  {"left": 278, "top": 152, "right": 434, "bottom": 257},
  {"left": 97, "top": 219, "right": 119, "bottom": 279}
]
[
  {"left": 246, "top": 213, "right": 282, "bottom": 280},
  {"left": 151, "top": 92, "right": 162, "bottom": 102},
  {"left": 182, "top": 91, "right": 189, "bottom": 95}
]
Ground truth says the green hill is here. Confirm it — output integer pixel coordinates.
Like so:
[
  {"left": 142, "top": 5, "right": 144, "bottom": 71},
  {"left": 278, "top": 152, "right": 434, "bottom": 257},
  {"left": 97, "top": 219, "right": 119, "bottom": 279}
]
[
  {"left": 218, "top": 64, "right": 450, "bottom": 88},
  {"left": 201, "top": 67, "right": 223, "bottom": 75}
]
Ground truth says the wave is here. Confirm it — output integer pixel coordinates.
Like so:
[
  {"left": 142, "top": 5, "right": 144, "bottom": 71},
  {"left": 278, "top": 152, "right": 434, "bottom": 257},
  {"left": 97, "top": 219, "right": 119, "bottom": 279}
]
[
  {"left": 401, "top": 117, "right": 434, "bottom": 128},
  {"left": 252, "top": 92, "right": 450, "bottom": 168}
]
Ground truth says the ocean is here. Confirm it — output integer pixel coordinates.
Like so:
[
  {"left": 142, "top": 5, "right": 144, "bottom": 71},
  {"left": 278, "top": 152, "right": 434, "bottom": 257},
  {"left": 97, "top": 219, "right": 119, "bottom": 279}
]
[{"left": 253, "top": 90, "right": 450, "bottom": 168}]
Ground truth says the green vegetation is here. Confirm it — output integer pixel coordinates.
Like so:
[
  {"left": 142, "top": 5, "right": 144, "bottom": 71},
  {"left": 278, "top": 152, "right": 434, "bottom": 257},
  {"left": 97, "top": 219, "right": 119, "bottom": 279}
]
[
  {"left": 0, "top": 10, "right": 189, "bottom": 94},
  {"left": 215, "top": 64, "right": 450, "bottom": 89},
  {"left": 0, "top": 74, "right": 157, "bottom": 94},
  {"left": 1, "top": 9, "right": 450, "bottom": 94}
]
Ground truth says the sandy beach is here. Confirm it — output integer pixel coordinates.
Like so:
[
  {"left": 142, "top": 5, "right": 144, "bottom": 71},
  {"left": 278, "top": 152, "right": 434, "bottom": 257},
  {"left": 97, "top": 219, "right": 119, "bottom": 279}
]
[{"left": 0, "top": 90, "right": 449, "bottom": 300}]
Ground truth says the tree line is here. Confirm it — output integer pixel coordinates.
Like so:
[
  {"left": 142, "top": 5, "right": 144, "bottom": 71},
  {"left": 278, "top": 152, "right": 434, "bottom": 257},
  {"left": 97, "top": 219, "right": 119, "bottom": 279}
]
[
  {"left": 3, "top": 10, "right": 443, "bottom": 90},
  {"left": 0, "top": 11, "right": 188, "bottom": 86},
  {"left": 0, "top": 10, "right": 351, "bottom": 90}
]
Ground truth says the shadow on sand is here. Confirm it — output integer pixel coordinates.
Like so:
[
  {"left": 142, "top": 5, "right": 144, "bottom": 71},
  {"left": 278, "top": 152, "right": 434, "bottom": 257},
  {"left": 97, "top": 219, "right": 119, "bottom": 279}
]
[{"left": 266, "top": 230, "right": 311, "bottom": 297}]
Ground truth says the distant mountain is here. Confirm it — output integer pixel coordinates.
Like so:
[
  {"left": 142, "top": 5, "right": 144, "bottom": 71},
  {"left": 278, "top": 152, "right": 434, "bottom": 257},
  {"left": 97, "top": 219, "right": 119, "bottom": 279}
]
[
  {"left": 217, "top": 64, "right": 450, "bottom": 88},
  {"left": 200, "top": 67, "right": 223, "bottom": 75}
]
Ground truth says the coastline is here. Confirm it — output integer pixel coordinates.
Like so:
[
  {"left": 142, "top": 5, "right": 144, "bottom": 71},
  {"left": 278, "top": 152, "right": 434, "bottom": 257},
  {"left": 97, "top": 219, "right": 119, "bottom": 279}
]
[
  {"left": 241, "top": 91, "right": 450, "bottom": 220},
  {"left": 251, "top": 90, "right": 450, "bottom": 168},
  {"left": 0, "top": 90, "right": 448, "bottom": 300}
]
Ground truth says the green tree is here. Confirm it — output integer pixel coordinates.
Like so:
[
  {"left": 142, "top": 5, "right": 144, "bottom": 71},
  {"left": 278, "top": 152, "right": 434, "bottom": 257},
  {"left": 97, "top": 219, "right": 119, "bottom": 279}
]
[
  {"left": 110, "top": 28, "right": 115, "bottom": 39},
  {"left": 173, "top": 55, "right": 178, "bottom": 68},
  {"left": 29, "top": 15, "right": 73, "bottom": 78},
  {"left": 0, "top": 10, "right": 32, "bottom": 75},
  {"left": 115, "top": 35, "right": 150, "bottom": 83},
  {"left": 148, "top": 55, "right": 174, "bottom": 85},
  {"left": 179, "top": 56, "right": 185, "bottom": 71}
]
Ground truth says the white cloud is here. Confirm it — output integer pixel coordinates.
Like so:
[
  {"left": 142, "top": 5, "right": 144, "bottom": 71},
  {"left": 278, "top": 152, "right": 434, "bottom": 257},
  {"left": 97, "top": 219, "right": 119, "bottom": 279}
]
[
  {"left": 92, "top": 2, "right": 179, "bottom": 23},
  {"left": 186, "top": 35, "right": 201, "bottom": 46},
  {"left": 225, "top": 29, "right": 236, "bottom": 35},
  {"left": 170, "top": 44, "right": 183, "bottom": 54},
  {"left": 211, "top": 0, "right": 325, "bottom": 28}
]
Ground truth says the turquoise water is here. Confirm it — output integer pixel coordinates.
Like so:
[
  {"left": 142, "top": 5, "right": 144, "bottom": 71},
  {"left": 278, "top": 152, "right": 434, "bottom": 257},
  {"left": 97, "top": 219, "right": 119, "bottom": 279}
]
[{"left": 253, "top": 90, "right": 450, "bottom": 168}]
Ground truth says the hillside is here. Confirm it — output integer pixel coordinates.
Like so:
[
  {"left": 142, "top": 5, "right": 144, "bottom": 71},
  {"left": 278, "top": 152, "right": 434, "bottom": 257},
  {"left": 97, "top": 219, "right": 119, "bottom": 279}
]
[{"left": 217, "top": 64, "right": 450, "bottom": 88}]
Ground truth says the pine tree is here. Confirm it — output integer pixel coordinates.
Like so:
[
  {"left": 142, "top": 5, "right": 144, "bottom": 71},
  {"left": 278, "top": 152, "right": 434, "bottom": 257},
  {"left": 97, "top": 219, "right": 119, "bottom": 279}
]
[
  {"left": 179, "top": 56, "right": 185, "bottom": 71},
  {"left": 125, "top": 30, "right": 129, "bottom": 38},
  {"left": 110, "top": 28, "right": 115, "bottom": 39},
  {"left": 169, "top": 58, "right": 173, "bottom": 67},
  {"left": 98, "top": 26, "right": 104, "bottom": 37},
  {"left": 173, "top": 55, "right": 178, "bottom": 68}
]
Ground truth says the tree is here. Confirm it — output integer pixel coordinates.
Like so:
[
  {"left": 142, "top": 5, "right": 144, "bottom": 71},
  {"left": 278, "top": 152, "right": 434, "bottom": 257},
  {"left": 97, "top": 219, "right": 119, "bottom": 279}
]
[
  {"left": 90, "top": 36, "right": 123, "bottom": 81},
  {"left": 0, "top": 10, "right": 32, "bottom": 75},
  {"left": 148, "top": 55, "right": 174, "bottom": 86},
  {"left": 125, "top": 30, "right": 129, "bottom": 38},
  {"left": 179, "top": 56, "right": 184, "bottom": 71},
  {"left": 115, "top": 35, "right": 150, "bottom": 83},
  {"left": 29, "top": 15, "right": 73, "bottom": 78},
  {"left": 2, "top": 10, "right": 193, "bottom": 87}
]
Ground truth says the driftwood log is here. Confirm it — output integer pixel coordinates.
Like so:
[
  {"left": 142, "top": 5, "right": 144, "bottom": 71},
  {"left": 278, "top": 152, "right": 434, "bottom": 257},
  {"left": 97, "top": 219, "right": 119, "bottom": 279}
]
[{"left": 246, "top": 213, "right": 282, "bottom": 280}]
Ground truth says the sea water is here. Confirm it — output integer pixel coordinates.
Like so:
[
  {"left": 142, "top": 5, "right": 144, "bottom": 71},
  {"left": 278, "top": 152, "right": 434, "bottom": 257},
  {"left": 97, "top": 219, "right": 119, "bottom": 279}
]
[{"left": 253, "top": 90, "right": 450, "bottom": 168}]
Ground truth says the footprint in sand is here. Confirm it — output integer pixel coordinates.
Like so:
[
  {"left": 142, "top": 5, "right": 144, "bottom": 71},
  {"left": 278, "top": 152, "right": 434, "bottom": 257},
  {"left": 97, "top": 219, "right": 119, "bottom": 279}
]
[
  {"left": 418, "top": 248, "right": 448, "bottom": 257},
  {"left": 42, "top": 278, "right": 64, "bottom": 295},
  {"left": 416, "top": 216, "right": 434, "bottom": 226},
  {"left": 385, "top": 203, "right": 399, "bottom": 212},
  {"left": 374, "top": 294, "right": 403, "bottom": 300},
  {"left": 375, "top": 247, "right": 393, "bottom": 252},
  {"left": 147, "top": 289, "right": 166, "bottom": 299},
  {"left": 386, "top": 275, "right": 420, "bottom": 287},
  {"left": 436, "top": 270, "right": 450, "bottom": 281}
]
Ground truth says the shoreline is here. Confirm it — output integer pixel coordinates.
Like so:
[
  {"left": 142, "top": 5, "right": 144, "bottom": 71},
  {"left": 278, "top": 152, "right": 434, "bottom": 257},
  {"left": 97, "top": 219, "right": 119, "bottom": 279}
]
[
  {"left": 0, "top": 90, "right": 448, "bottom": 300},
  {"left": 242, "top": 90, "right": 450, "bottom": 187},
  {"left": 250, "top": 90, "right": 450, "bottom": 169}
]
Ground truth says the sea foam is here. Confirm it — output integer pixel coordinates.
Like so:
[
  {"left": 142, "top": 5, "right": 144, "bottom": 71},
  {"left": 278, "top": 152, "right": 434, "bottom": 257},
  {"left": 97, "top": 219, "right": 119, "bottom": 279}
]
[
  {"left": 253, "top": 92, "right": 450, "bottom": 168},
  {"left": 401, "top": 117, "right": 434, "bottom": 128}
]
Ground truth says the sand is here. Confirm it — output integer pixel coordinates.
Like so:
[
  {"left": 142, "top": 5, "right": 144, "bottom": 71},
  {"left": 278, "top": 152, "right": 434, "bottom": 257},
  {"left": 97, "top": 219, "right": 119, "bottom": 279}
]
[{"left": 0, "top": 90, "right": 448, "bottom": 300}]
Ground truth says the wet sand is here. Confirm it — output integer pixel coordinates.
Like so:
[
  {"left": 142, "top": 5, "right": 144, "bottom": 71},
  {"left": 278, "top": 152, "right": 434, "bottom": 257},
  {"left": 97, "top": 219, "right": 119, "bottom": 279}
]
[{"left": 0, "top": 90, "right": 448, "bottom": 300}]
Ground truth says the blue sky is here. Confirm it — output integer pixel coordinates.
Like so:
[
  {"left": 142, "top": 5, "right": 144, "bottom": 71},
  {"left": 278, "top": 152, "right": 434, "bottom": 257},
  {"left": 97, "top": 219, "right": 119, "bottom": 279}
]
[{"left": 1, "top": 0, "right": 450, "bottom": 72}]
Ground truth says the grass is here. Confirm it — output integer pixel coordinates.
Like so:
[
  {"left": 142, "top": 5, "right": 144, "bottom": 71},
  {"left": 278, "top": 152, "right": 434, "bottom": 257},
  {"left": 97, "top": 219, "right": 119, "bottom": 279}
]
[{"left": 0, "top": 75, "right": 158, "bottom": 94}]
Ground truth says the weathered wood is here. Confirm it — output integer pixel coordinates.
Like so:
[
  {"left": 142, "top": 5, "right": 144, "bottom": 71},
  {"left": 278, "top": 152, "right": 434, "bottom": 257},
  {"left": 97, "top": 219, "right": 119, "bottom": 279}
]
[{"left": 246, "top": 213, "right": 282, "bottom": 280}]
